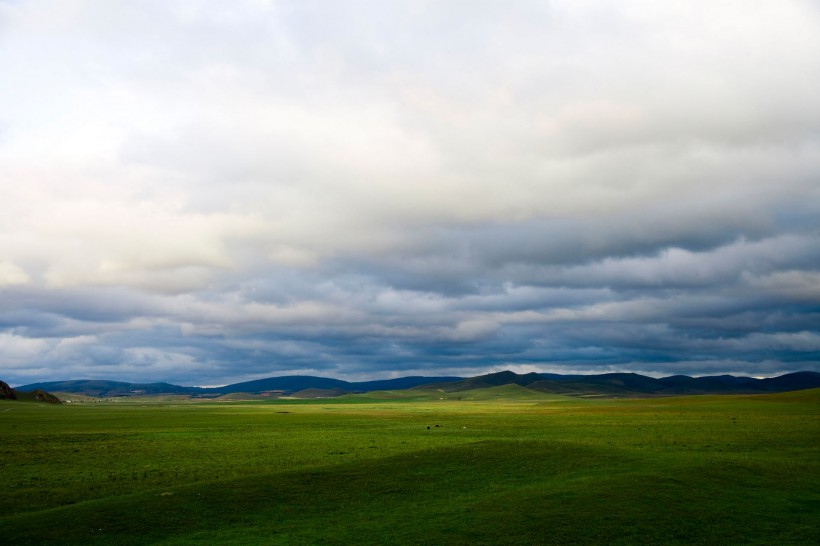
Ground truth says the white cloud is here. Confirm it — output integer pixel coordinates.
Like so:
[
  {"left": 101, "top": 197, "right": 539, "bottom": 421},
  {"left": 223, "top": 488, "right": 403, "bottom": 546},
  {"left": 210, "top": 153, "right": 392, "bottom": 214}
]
[
  {"left": 0, "top": 0, "right": 818, "bottom": 384},
  {"left": 0, "top": 333, "right": 49, "bottom": 370},
  {"left": 0, "top": 261, "right": 29, "bottom": 285}
]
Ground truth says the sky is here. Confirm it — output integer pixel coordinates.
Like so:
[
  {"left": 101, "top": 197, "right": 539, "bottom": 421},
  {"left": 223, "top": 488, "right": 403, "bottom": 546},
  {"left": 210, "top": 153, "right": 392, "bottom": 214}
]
[{"left": 1, "top": 0, "right": 819, "bottom": 387}]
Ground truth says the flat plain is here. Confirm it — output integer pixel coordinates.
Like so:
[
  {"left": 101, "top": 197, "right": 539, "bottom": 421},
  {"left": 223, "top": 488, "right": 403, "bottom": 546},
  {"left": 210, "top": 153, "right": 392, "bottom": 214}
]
[{"left": 2, "top": 387, "right": 818, "bottom": 544}]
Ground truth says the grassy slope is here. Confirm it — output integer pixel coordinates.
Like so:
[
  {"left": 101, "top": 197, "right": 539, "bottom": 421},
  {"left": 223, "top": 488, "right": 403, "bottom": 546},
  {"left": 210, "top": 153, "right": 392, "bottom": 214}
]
[{"left": 1, "top": 389, "right": 818, "bottom": 544}]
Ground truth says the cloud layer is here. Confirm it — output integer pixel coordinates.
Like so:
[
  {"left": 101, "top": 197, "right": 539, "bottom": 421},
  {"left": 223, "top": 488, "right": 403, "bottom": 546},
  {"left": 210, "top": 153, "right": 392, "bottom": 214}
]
[{"left": 1, "top": 0, "right": 819, "bottom": 385}]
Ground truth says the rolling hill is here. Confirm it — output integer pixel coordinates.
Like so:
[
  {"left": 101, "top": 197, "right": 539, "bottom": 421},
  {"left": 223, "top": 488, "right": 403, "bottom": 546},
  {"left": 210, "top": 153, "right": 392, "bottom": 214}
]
[
  {"left": 0, "top": 380, "right": 61, "bottom": 403},
  {"left": 15, "top": 370, "right": 820, "bottom": 399},
  {"left": 15, "top": 375, "right": 463, "bottom": 398},
  {"left": 12, "top": 379, "right": 207, "bottom": 398},
  {"left": 428, "top": 370, "right": 820, "bottom": 397}
]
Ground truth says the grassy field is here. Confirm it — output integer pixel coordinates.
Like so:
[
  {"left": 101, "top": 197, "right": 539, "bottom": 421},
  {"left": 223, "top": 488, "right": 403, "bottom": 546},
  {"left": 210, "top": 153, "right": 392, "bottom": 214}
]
[{"left": 1, "top": 387, "right": 818, "bottom": 544}]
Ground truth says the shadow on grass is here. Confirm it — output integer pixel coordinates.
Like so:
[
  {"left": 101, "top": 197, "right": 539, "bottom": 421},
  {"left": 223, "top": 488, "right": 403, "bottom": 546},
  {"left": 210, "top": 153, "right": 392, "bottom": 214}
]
[{"left": 5, "top": 440, "right": 818, "bottom": 545}]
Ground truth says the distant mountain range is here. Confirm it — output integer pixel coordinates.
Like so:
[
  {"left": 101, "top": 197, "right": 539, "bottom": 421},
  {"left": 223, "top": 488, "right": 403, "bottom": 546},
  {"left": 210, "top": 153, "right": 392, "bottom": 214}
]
[
  {"left": 14, "top": 370, "right": 820, "bottom": 399},
  {"left": 13, "top": 375, "right": 462, "bottom": 398},
  {"left": 425, "top": 370, "right": 820, "bottom": 397}
]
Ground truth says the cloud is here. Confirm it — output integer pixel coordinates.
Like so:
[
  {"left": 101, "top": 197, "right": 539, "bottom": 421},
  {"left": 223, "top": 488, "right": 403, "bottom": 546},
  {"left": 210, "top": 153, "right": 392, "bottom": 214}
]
[
  {"left": 0, "top": 0, "right": 818, "bottom": 385},
  {"left": 0, "top": 261, "right": 29, "bottom": 285}
]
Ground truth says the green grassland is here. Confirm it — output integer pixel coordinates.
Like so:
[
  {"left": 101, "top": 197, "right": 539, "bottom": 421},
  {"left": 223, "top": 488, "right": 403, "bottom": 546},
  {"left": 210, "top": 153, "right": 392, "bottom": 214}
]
[{"left": 1, "top": 388, "right": 818, "bottom": 545}]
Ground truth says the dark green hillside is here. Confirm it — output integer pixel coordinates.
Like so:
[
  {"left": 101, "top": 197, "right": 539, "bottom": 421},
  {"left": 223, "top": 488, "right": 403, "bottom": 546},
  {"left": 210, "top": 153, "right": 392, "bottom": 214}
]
[
  {"left": 428, "top": 370, "right": 820, "bottom": 397},
  {"left": 528, "top": 378, "right": 640, "bottom": 397},
  {"left": 348, "top": 375, "right": 464, "bottom": 391},
  {"left": 656, "top": 374, "right": 759, "bottom": 393},
  {"left": 0, "top": 380, "right": 61, "bottom": 403},
  {"left": 290, "top": 387, "right": 351, "bottom": 398},
  {"left": 424, "top": 370, "right": 543, "bottom": 391},
  {"left": 13, "top": 389, "right": 61, "bottom": 404},
  {"left": 581, "top": 372, "right": 667, "bottom": 392},
  {"left": 527, "top": 373, "right": 666, "bottom": 397},
  {"left": 755, "top": 387, "right": 820, "bottom": 402},
  {"left": 0, "top": 380, "right": 16, "bottom": 400},
  {"left": 446, "top": 383, "right": 560, "bottom": 401},
  {"left": 759, "top": 371, "right": 820, "bottom": 391},
  {"left": 212, "top": 375, "right": 349, "bottom": 394}
]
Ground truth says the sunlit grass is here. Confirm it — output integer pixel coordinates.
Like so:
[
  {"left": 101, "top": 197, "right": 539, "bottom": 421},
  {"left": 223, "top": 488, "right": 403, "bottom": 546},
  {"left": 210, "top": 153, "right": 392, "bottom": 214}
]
[{"left": 1, "top": 389, "right": 818, "bottom": 544}]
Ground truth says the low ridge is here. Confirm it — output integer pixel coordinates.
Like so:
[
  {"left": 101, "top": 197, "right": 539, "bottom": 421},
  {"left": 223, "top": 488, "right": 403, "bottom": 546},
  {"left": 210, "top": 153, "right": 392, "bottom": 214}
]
[
  {"left": 14, "top": 371, "right": 820, "bottom": 399},
  {"left": 0, "top": 380, "right": 17, "bottom": 400},
  {"left": 1, "top": 380, "right": 61, "bottom": 403}
]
